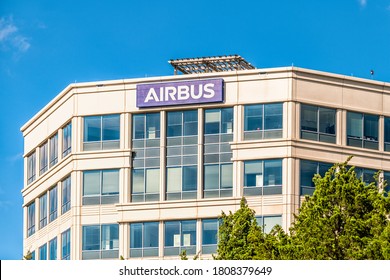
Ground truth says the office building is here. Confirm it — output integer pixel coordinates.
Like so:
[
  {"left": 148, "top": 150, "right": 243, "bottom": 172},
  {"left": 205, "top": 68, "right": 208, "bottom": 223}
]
[{"left": 21, "top": 55, "right": 390, "bottom": 259}]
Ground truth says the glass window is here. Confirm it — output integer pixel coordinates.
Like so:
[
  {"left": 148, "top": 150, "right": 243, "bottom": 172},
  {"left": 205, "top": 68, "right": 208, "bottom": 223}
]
[
  {"left": 84, "top": 116, "right": 101, "bottom": 142},
  {"left": 102, "top": 224, "right": 119, "bottom": 251},
  {"left": 61, "top": 228, "right": 71, "bottom": 260},
  {"left": 166, "top": 166, "right": 197, "bottom": 200},
  {"left": 146, "top": 168, "right": 160, "bottom": 194},
  {"left": 385, "top": 118, "right": 390, "bottom": 152},
  {"left": 167, "top": 167, "right": 181, "bottom": 193},
  {"left": 39, "top": 243, "right": 47, "bottom": 260},
  {"left": 49, "top": 186, "right": 57, "bottom": 223},
  {"left": 39, "top": 193, "right": 47, "bottom": 229},
  {"left": 103, "top": 115, "right": 120, "bottom": 141},
  {"left": 84, "top": 115, "right": 120, "bottom": 150},
  {"left": 244, "top": 104, "right": 263, "bottom": 131},
  {"left": 27, "top": 202, "right": 35, "bottom": 237},
  {"left": 39, "top": 142, "right": 48, "bottom": 175},
  {"left": 49, "top": 237, "right": 57, "bottom": 260},
  {"left": 204, "top": 164, "right": 233, "bottom": 198},
  {"left": 244, "top": 159, "right": 282, "bottom": 196},
  {"left": 264, "top": 103, "right": 283, "bottom": 130},
  {"left": 264, "top": 159, "right": 282, "bottom": 186},
  {"left": 301, "top": 104, "right": 336, "bottom": 143},
  {"left": 49, "top": 133, "right": 58, "bottom": 167},
  {"left": 27, "top": 152, "right": 36, "bottom": 184},
  {"left": 202, "top": 219, "right": 220, "bottom": 255},
  {"left": 167, "top": 111, "right": 182, "bottom": 137},
  {"left": 167, "top": 110, "right": 198, "bottom": 137},
  {"left": 221, "top": 164, "right": 233, "bottom": 188},
  {"left": 82, "top": 224, "right": 119, "bottom": 259},
  {"left": 130, "top": 222, "right": 159, "bottom": 258},
  {"left": 61, "top": 176, "right": 71, "bottom": 214},
  {"left": 205, "top": 108, "right": 233, "bottom": 134},
  {"left": 244, "top": 103, "right": 283, "bottom": 140},
  {"left": 204, "top": 108, "right": 233, "bottom": 198},
  {"left": 204, "top": 165, "right": 219, "bottom": 190},
  {"left": 164, "top": 220, "right": 196, "bottom": 256},
  {"left": 133, "top": 113, "right": 161, "bottom": 140},
  {"left": 184, "top": 110, "right": 198, "bottom": 136},
  {"left": 83, "top": 225, "right": 100, "bottom": 251},
  {"left": 62, "top": 122, "right": 72, "bottom": 157},
  {"left": 133, "top": 115, "right": 146, "bottom": 139},
  {"left": 256, "top": 215, "right": 282, "bottom": 234},
  {"left": 83, "top": 169, "right": 119, "bottom": 205},
  {"left": 354, "top": 167, "right": 377, "bottom": 185},
  {"left": 131, "top": 168, "right": 160, "bottom": 202},
  {"left": 166, "top": 110, "right": 198, "bottom": 201},
  {"left": 300, "top": 160, "right": 332, "bottom": 195},
  {"left": 347, "top": 112, "right": 378, "bottom": 150}
]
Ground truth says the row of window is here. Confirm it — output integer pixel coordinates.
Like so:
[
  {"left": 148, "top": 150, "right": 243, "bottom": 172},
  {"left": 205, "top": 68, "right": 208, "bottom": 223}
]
[
  {"left": 27, "top": 176, "right": 71, "bottom": 237},
  {"left": 28, "top": 158, "right": 390, "bottom": 238},
  {"left": 300, "top": 160, "right": 390, "bottom": 195},
  {"left": 27, "top": 122, "right": 71, "bottom": 185},
  {"left": 301, "top": 104, "right": 390, "bottom": 151},
  {"left": 30, "top": 228, "right": 70, "bottom": 260},
  {"left": 82, "top": 104, "right": 390, "bottom": 151},
  {"left": 27, "top": 103, "right": 390, "bottom": 186},
  {"left": 34, "top": 217, "right": 281, "bottom": 260}
]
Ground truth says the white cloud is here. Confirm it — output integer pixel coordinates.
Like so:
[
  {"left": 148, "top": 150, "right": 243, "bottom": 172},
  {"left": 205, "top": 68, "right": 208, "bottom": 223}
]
[
  {"left": 359, "top": 0, "right": 367, "bottom": 7},
  {"left": 0, "top": 16, "right": 30, "bottom": 53},
  {"left": 0, "top": 21, "right": 17, "bottom": 41}
]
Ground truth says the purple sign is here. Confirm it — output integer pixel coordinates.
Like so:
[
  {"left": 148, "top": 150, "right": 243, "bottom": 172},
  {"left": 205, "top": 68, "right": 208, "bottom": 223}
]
[{"left": 136, "top": 79, "right": 223, "bottom": 108}]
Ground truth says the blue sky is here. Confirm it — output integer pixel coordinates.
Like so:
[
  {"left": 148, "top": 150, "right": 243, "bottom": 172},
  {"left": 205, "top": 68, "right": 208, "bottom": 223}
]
[{"left": 0, "top": 0, "right": 390, "bottom": 260}]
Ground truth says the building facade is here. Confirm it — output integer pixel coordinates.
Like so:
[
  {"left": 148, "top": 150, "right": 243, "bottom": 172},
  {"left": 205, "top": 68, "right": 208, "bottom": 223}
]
[{"left": 21, "top": 59, "right": 390, "bottom": 260}]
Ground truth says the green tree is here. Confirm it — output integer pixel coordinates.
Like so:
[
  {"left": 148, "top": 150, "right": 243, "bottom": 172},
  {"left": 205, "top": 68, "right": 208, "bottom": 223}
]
[
  {"left": 289, "top": 157, "right": 390, "bottom": 259},
  {"left": 215, "top": 158, "right": 390, "bottom": 260},
  {"left": 214, "top": 197, "right": 264, "bottom": 260}
]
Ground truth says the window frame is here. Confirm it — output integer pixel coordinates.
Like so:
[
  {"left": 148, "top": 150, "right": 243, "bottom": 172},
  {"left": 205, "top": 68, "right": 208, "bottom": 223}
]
[
  {"left": 39, "top": 142, "right": 48, "bottom": 175},
  {"left": 300, "top": 104, "right": 336, "bottom": 143},
  {"left": 83, "top": 114, "right": 120, "bottom": 151},
  {"left": 244, "top": 103, "right": 283, "bottom": 140},
  {"left": 62, "top": 122, "right": 72, "bottom": 157},
  {"left": 27, "top": 202, "right": 35, "bottom": 237},
  {"left": 164, "top": 220, "right": 196, "bottom": 256},
  {"left": 49, "top": 133, "right": 58, "bottom": 167},
  {"left": 243, "top": 159, "right": 283, "bottom": 196},
  {"left": 256, "top": 215, "right": 282, "bottom": 234},
  {"left": 82, "top": 169, "right": 120, "bottom": 205},
  {"left": 61, "top": 228, "right": 71, "bottom": 260},
  {"left": 61, "top": 176, "right": 71, "bottom": 214},
  {"left": 300, "top": 160, "right": 333, "bottom": 196},
  {"left": 347, "top": 111, "right": 379, "bottom": 150},
  {"left": 49, "top": 237, "right": 57, "bottom": 260},
  {"left": 201, "top": 219, "right": 220, "bottom": 255},
  {"left": 49, "top": 185, "right": 58, "bottom": 223},
  {"left": 39, "top": 193, "right": 47, "bottom": 229},
  {"left": 82, "top": 224, "right": 119, "bottom": 260},
  {"left": 27, "top": 151, "right": 36, "bottom": 185},
  {"left": 129, "top": 222, "right": 159, "bottom": 258}
]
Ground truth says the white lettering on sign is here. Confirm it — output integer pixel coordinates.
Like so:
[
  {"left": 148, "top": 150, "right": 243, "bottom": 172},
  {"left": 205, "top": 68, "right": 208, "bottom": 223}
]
[{"left": 144, "top": 83, "right": 215, "bottom": 103}]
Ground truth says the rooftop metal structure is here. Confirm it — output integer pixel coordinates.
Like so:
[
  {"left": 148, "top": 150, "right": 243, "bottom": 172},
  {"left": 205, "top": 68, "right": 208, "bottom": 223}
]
[{"left": 168, "top": 55, "right": 256, "bottom": 75}]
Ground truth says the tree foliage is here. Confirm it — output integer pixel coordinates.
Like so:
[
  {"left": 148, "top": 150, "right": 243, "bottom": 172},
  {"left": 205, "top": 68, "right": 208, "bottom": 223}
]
[
  {"left": 215, "top": 157, "right": 390, "bottom": 260},
  {"left": 214, "top": 197, "right": 263, "bottom": 259}
]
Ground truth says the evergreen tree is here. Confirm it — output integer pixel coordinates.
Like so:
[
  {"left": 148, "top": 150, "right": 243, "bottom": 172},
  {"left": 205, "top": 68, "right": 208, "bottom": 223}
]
[
  {"left": 215, "top": 157, "right": 390, "bottom": 260},
  {"left": 289, "top": 158, "right": 390, "bottom": 259},
  {"left": 214, "top": 197, "right": 263, "bottom": 260}
]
